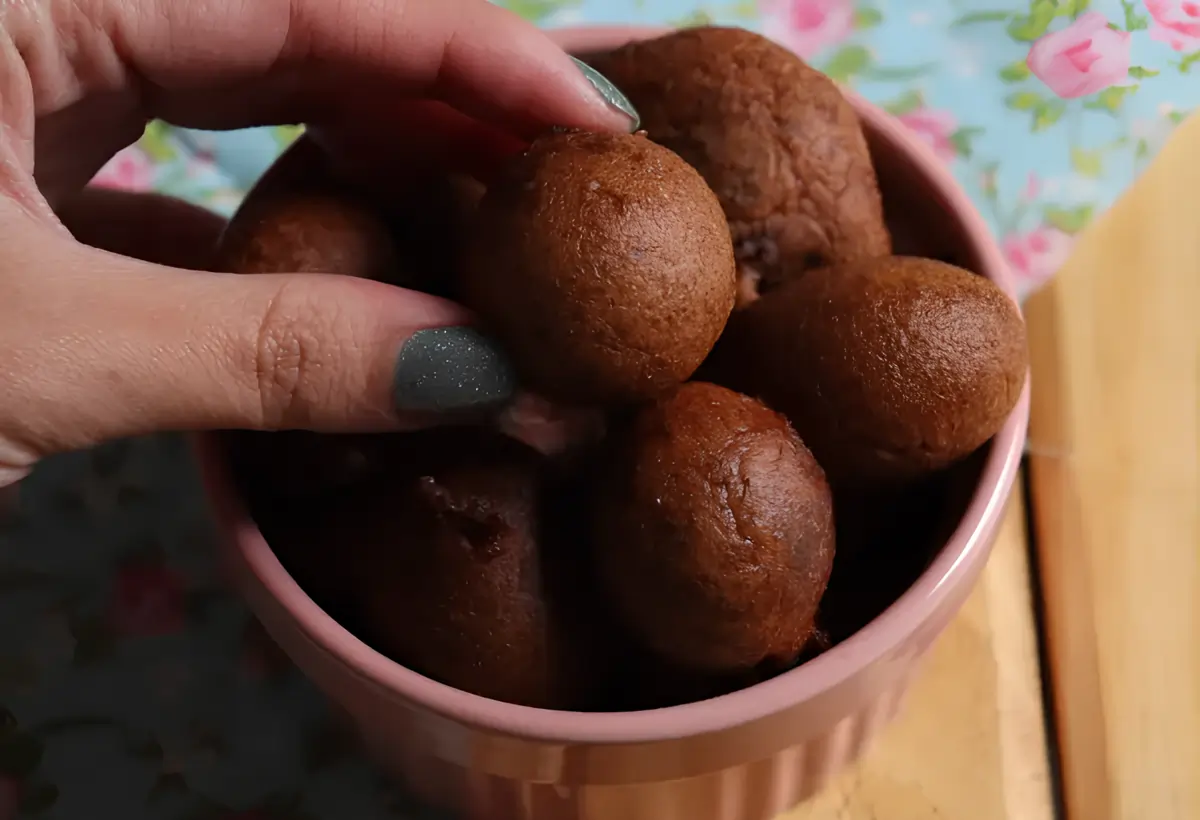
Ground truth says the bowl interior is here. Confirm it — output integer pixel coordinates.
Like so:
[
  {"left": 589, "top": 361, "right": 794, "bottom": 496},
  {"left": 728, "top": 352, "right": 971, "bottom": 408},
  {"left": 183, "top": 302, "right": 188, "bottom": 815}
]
[
  {"left": 809, "top": 102, "right": 1002, "bottom": 645},
  {"left": 870, "top": 124, "right": 985, "bottom": 272},
  {"left": 207, "top": 91, "right": 1027, "bottom": 745}
]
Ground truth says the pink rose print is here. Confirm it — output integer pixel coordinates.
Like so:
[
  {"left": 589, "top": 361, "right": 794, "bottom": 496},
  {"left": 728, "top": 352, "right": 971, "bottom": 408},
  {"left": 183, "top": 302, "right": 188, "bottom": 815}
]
[
  {"left": 1002, "top": 226, "right": 1075, "bottom": 294},
  {"left": 760, "top": 0, "right": 854, "bottom": 60},
  {"left": 895, "top": 108, "right": 959, "bottom": 163},
  {"left": 1026, "top": 12, "right": 1131, "bottom": 99},
  {"left": 107, "top": 563, "right": 187, "bottom": 638},
  {"left": 1145, "top": 0, "right": 1200, "bottom": 51},
  {"left": 0, "top": 776, "right": 20, "bottom": 820},
  {"left": 90, "top": 145, "right": 156, "bottom": 192}
]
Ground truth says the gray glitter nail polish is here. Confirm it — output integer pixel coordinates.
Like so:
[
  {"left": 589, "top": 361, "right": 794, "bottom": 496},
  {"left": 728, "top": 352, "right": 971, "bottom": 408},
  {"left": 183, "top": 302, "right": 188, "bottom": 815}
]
[
  {"left": 571, "top": 56, "right": 641, "bottom": 131},
  {"left": 393, "top": 327, "right": 517, "bottom": 413}
]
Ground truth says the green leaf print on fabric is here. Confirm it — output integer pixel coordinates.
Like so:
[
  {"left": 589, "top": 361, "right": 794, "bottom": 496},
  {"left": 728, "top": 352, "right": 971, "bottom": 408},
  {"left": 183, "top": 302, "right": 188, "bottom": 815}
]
[
  {"left": 883, "top": 90, "right": 925, "bottom": 115},
  {"left": 951, "top": 11, "right": 1012, "bottom": 27},
  {"left": 854, "top": 7, "right": 883, "bottom": 29},
  {"left": 499, "top": 0, "right": 581, "bottom": 24},
  {"left": 671, "top": 8, "right": 715, "bottom": 27},
  {"left": 1118, "top": 0, "right": 1149, "bottom": 31},
  {"left": 822, "top": 45, "right": 872, "bottom": 82},
  {"left": 1032, "top": 98, "right": 1067, "bottom": 130},
  {"left": 1004, "top": 90, "right": 1067, "bottom": 131},
  {"left": 271, "top": 125, "right": 305, "bottom": 150},
  {"left": 1174, "top": 51, "right": 1200, "bottom": 74},
  {"left": 1007, "top": 1, "right": 1057, "bottom": 41},
  {"left": 950, "top": 127, "right": 985, "bottom": 158},
  {"left": 140, "top": 121, "right": 178, "bottom": 163},
  {"left": 669, "top": 0, "right": 755, "bottom": 25},
  {"left": 1084, "top": 84, "right": 1138, "bottom": 113},
  {"left": 861, "top": 63, "right": 939, "bottom": 81},
  {"left": 1070, "top": 146, "right": 1105, "bottom": 177},
  {"left": 1043, "top": 203, "right": 1095, "bottom": 233},
  {"left": 725, "top": 0, "right": 757, "bottom": 19},
  {"left": 1129, "top": 66, "right": 1160, "bottom": 78},
  {"left": 1005, "top": 90, "right": 1045, "bottom": 110},
  {"left": 999, "top": 60, "right": 1033, "bottom": 82}
]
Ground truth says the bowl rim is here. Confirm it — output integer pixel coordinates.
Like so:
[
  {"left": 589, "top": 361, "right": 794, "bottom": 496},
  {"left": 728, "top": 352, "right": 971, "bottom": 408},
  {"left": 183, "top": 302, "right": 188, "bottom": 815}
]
[{"left": 198, "top": 28, "right": 1029, "bottom": 748}]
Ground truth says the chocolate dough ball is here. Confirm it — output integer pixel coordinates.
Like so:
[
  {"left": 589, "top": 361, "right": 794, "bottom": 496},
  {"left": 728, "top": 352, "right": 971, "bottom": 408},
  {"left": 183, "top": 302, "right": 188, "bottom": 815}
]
[
  {"left": 586, "top": 27, "right": 891, "bottom": 302},
  {"left": 707, "top": 256, "right": 1028, "bottom": 486},
  {"left": 216, "top": 137, "right": 410, "bottom": 285},
  {"left": 594, "top": 382, "right": 835, "bottom": 673},
  {"left": 217, "top": 191, "right": 403, "bottom": 282},
  {"left": 460, "top": 130, "right": 736, "bottom": 405},
  {"left": 217, "top": 135, "right": 483, "bottom": 295},
  {"left": 341, "top": 432, "right": 600, "bottom": 709},
  {"left": 241, "top": 427, "right": 498, "bottom": 617}
]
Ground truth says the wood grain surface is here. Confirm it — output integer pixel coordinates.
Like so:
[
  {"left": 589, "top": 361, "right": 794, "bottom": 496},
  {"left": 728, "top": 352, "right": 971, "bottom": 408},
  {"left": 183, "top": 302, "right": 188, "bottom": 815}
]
[
  {"left": 1023, "top": 113, "right": 1200, "bottom": 820},
  {"left": 785, "top": 490, "right": 1054, "bottom": 820}
]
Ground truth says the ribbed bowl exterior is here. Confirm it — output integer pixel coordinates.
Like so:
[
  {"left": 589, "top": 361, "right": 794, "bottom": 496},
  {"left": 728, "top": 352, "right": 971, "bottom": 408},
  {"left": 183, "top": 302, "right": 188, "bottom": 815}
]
[
  {"left": 355, "top": 677, "right": 912, "bottom": 820},
  {"left": 218, "top": 498, "right": 998, "bottom": 820}
]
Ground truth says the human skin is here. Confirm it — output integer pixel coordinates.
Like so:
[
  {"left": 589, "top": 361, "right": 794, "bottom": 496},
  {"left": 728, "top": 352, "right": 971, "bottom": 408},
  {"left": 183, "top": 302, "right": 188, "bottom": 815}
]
[{"left": 0, "top": 0, "right": 650, "bottom": 488}]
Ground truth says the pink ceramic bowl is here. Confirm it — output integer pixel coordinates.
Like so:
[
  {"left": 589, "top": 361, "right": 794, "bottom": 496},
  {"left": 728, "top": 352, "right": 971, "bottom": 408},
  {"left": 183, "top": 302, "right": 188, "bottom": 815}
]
[{"left": 196, "top": 25, "right": 1030, "bottom": 820}]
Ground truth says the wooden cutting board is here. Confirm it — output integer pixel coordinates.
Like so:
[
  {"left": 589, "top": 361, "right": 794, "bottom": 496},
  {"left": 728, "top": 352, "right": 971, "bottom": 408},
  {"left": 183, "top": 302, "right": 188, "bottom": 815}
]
[
  {"left": 780, "top": 111, "right": 1199, "bottom": 820},
  {"left": 1023, "top": 113, "right": 1200, "bottom": 820},
  {"left": 784, "top": 489, "right": 1055, "bottom": 820}
]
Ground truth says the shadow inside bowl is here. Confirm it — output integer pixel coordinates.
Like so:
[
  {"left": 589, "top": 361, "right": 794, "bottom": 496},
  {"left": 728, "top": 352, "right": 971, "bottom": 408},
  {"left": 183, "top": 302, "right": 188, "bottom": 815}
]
[
  {"left": 820, "top": 445, "right": 990, "bottom": 646},
  {"left": 869, "top": 124, "right": 986, "bottom": 271}
]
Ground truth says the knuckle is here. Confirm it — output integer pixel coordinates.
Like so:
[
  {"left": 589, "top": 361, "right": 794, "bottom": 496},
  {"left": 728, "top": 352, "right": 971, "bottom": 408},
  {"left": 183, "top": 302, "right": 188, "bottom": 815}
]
[{"left": 251, "top": 280, "right": 334, "bottom": 427}]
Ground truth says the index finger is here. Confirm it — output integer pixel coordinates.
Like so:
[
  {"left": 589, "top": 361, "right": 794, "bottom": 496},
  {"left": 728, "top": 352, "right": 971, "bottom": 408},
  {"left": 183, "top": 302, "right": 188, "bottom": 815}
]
[{"left": 110, "top": 0, "right": 639, "bottom": 136}]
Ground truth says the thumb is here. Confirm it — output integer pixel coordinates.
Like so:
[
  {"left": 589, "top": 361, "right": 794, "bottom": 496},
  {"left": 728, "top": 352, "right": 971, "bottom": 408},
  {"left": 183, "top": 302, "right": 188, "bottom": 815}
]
[{"left": 0, "top": 209, "right": 516, "bottom": 462}]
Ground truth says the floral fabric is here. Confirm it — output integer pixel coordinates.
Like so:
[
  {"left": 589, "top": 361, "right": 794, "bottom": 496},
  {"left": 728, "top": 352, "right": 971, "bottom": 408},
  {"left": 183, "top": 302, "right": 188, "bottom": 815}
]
[{"left": 1, "top": 2, "right": 1197, "bottom": 819}]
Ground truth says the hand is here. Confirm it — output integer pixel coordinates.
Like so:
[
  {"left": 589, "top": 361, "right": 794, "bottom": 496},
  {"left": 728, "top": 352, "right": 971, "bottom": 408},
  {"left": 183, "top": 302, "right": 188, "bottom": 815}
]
[{"left": 0, "top": 0, "right": 646, "bottom": 488}]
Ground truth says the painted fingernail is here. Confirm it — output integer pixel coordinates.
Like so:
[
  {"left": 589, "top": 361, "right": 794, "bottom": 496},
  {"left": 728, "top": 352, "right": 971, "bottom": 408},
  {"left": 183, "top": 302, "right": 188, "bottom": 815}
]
[
  {"left": 393, "top": 327, "right": 518, "bottom": 414},
  {"left": 571, "top": 56, "right": 640, "bottom": 131}
]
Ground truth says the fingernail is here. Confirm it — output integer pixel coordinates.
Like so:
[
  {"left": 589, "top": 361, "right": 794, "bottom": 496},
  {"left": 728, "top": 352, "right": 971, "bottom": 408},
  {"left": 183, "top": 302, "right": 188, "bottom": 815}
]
[
  {"left": 571, "top": 56, "right": 640, "bottom": 131},
  {"left": 393, "top": 327, "right": 518, "bottom": 414}
]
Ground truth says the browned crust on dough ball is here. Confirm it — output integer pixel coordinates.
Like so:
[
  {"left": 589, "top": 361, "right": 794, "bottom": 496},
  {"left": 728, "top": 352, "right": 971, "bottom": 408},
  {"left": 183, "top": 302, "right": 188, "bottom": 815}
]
[
  {"left": 316, "top": 432, "right": 599, "bottom": 709},
  {"left": 218, "top": 192, "right": 405, "bottom": 283},
  {"left": 216, "top": 137, "right": 412, "bottom": 285},
  {"left": 708, "top": 256, "right": 1028, "bottom": 486},
  {"left": 595, "top": 382, "right": 835, "bottom": 673},
  {"left": 461, "top": 131, "right": 736, "bottom": 404},
  {"left": 587, "top": 27, "right": 891, "bottom": 296}
]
